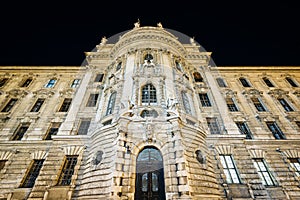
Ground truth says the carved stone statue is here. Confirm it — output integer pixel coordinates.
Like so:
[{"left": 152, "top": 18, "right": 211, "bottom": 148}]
[
  {"left": 157, "top": 22, "right": 163, "bottom": 28},
  {"left": 100, "top": 36, "right": 107, "bottom": 45},
  {"left": 190, "top": 37, "right": 196, "bottom": 46},
  {"left": 134, "top": 19, "right": 140, "bottom": 28},
  {"left": 195, "top": 150, "right": 206, "bottom": 164}
]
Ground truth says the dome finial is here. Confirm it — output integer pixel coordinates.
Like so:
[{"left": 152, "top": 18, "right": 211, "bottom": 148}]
[
  {"left": 157, "top": 22, "right": 163, "bottom": 28},
  {"left": 134, "top": 19, "right": 140, "bottom": 29}
]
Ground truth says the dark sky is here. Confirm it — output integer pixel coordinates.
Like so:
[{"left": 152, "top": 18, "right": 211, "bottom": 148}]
[{"left": 0, "top": 1, "right": 299, "bottom": 66}]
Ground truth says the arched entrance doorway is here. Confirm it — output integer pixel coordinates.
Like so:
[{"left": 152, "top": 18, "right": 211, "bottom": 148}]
[{"left": 135, "top": 147, "right": 166, "bottom": 200}]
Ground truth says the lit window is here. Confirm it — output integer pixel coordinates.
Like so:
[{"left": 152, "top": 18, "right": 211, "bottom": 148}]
[
  {"left": 12, "top": 123, "right": 30, "bottom": 141},
  {"left": 266, "top": 122, "right": 286, "bottom": 139},
  {"left": 20, "top": 159, "right": 44, "bottom": 188},
  {"left": 286, "top": 77, "right": 298, "bottom": 87},
  {"left": 216, "top": 78, "right": 227, "bottom": 87},
  {"left": 193, "top": 72, "right": 203, "bottom": 82},
  {"left": 1, "top": 98, "right": 18, "bottom": 112},
  {"left": 235, "top": 122, "right": 252, "bottom": 139},
  {"left": 262, "top": 77, "right": 274, "bottom": 87},
  {"left": 58, "top": 98, "right": 72, "bottom": 112},
  {"left": 181, "top": 92, "right": 192, "bottom": 114},
  {"left": 206, "top": 117, "right": 221, "bottom": 134},
  {"left": 239, "top": 77, "right": 251, "bottom": 87},
  {"left": 57, "top": 156, "right": 78, "bottom": 186},
  {"left": 20, "top": 78, "right": 33, "bottom": 87},
  {"left": 86, "top": 94, "right": 99, "bottom": 107},
  {"left": 278, "top": 98, "right": 294, "bottom": 112},
  {"left": 219, "top": 155, "right": 241, "bottom": 184},
  {"left": 199, "top": 93, "right": 211, "bottom": 107},
  {"left": 77, "top": 119, "right": 91, "bottom": 135},
  {"left": 106, "top": 92, "right": 116, "bottom": 115},
  {"left": 288, "top": 158, "right": 300, "bottom": 176},
  {"left": 0, "top": 78, "right": 8, "bottom": 87},
  {"left": 251, "top": 97, "right": 267, "bottom": 112},
  {"left": 95, "top": 74, "right": 104, "bottom": 82},
  {"left": 30, "top": 98, "right": 45, "bottom": 112},
  {"left": 44, "top": 79, "right": 57, "bottom": 88},
  {"left": 142, "top": 84, "right": 157, "bottom": 105},
  {"left": 226, "top": 98, "right": 239, "bottom": 112},
  {"left": 253, "top": 159, "right": 276, "bottom": 186},
  {"left": 44, "top": 122, "right": 61, "bottom": 140},
  {"left": 70, "top": 79, "right": 81, "bottom": 88}
]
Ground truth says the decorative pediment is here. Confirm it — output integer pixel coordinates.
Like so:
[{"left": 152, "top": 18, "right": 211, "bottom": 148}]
[
  {"left": 33, "top": 89, "right": 55, "bottom": 97},
  {"left": 242, "top": 89, "right": 263, "bottom": 97},
  {"left": 267, "top": 89, "right": 288, "bottom": 98},
  {"left": 224, "top": 89, "right": 237, "bottom": 97},
  {"left": 283, "top": 149, "right": 300, "bottom": 158},
  {"left": 249, "top": 149, "right": 265, "bottom": 158},
  {"left": 6, "top": 89, "right": 28, "bottom": 98},
  {"left": 0, "top": 151, "right": 14, "bottom": 160},
  {"left": 62, "top": 145, "right": 85, "bottom": 155},
  {"left": 59, "top": 89, "right": 75, "bottom": 97},
  {"left": 215, "top": 145, "right": 233, "bottom": 155},
  {"left": 31, "top": 150, "right": 48, "bottom": 160}
]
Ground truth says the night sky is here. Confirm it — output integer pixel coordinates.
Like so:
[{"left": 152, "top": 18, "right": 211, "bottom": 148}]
[{"left": 0, "top": 1, "right": 299, "bottom": 66}]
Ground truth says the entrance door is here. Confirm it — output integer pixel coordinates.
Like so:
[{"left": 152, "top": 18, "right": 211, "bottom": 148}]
[{"left": 135, "top": 147, "right": 166, "bottom": 200}]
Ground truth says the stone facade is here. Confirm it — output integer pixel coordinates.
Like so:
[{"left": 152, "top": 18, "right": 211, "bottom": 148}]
[{"left": 0, "top": 23, "right": 300, "bottom": 200}]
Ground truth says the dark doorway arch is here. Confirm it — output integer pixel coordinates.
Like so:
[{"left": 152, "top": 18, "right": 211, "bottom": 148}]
[{"left": 135, "top": 147, "right": 166, "bottom": 200}]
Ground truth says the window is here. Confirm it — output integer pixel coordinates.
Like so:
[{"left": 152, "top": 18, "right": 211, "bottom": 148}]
[
  {"left": 253, "top": 159, "right": 276, "bottom": 186},
  {"left": 199, "top": 93, "right": 211, "bottom": 107},
  {"left": 278, "top": 98, "right": 294, "bottom": 112},
  {"left": 296, "top": 121, "right": 300, "bottom": 129},
  {"left": 216, "top": 77, "right": 227, "bottom": 87},
  {"left": 20, "top": 78, "right": 32, "bottom": 87},
  {"left": 77, "top": 119, "right": 91, "bottom": 135},
  {"left": 288, "top": 158, "right": 300, "bottom": 176},
  {"left": 226, "top": 98, "right": 239, "bottom": 111},
  {"left": 70, "top": 79, "right": 81, "bottom": 88},
  {"left": 44, "top": 79, "right": 56, "bottom": 88},
  {"left": 95, "top": 74, "right": 104, "bottom": 82},
  {"left": 20, "top": 159, "right": 44, "bottom": 188},
  {"left": 86, "top": 94, "right": 99, "bottom": 107},
  {"left": 44, "top": 122, "right": 61, "bottom": 140},
  {"left": 193, "top": 72, "right": 203, "bottom": 82},
  {"left": 116, "top": 62, "right": 122, "bottom": 71},
  {"left": 219, "top": 155, "right": 241, "bottom": 184},
  {"left": 106, "top": 92, "right": 116, "bottom": 115},
  {"left": 251, "top": 97, "right": 267, "bottom": 112},
  {"left": 286, "top": 77, "right": 298, "bottom": 87},
  {"left": 12, "top": 123, "right": 30, "bottom": 140},
  {"left": 58, "top": 98, "right": 72, "bottom": 112},
  {"left": 0, "top": 160, "right": 7, "bottom": 171},
  {"left": 236, "top": 122, "right": 252, "bottom": 139},
  {"left": 141, "top": 84, "right": 157, "bottom": 105},
  {"left": 30, "top": 98, "right": 45, "bottom": 112},
  {"left": 239, "top": 77, "right": 251, "bottom": 87},
  {"left": 140, "top": 110, "right": 158, "bottom": 118},
  {"left": 175, "top": 61, "right": 182, "bottom": 71},
  {"left": 262, "top": 77, "right": 274, "bottom": 87},
  {"left": 206, "top": 117, "right": 221, "bottom": 134},
  {"left": 181, "top": 92, "right": 192, "bottom": 114},
  {"left": 1, "top": 98, "right": 18, "bottom": 112},
  {"left": 144, "top": 54, "right": 153, "bottom": 62},
  {"left": 57, "top": 155, "right": 78, "bottom": 186},
  {"left": 266, "top": 122, "right": 286, "bottom": 139},
  {"left": 0, "top": 78, "right": 8, "bottom": 87}
]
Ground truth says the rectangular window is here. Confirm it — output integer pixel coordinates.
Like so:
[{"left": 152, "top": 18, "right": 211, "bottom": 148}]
[
  {"left": 20, "top": 78, "right": 33, "bottom": 87},
  {"left": 0, "top": 160, "right": 7, "bottom": 171},
  {"left": 206, "top": 117, "right": 221, "bottom": 134},
  {"left": 1, "top": 98, "right": 18, "bottom": 112},
  {"left": 58, "top": 98, "right": 72, "bottom": 112},
  {"left": 44, "top": 122, "right": 61, "bottom": 140},
  {"left": 0, "top": 78, "right": 8, "bottom": 87},
  {"left": 199, "top": 93, "right": 212, "bottom": 107},
  {"left": 286, "top": 77, "right": 298, "bottom": 87},
  {"left": 70, "top": 79, "right": 81, "bottom": 88},
  {"left": 226, "top": 98, "right": 239, "bottom": 111},
  {"left": 77, "top": 119, "right": 91, "bottom": 135},
  {"left": 251, "top": 97, "right": 267, "bottom": 112},
  {"left": 57, "top": 155, "right": 78, "bottom": 186},
  {"left": 239, "top": 78, "right": 251, "bottom": 87},
  {"left": 235, "top": 122, "right": 252, "bottom": 139},
  {"left": 86, "top": 94, "right": 99, "bottom": 107},
  {"left": 219, "top": 155, "right": 241, "bottom": 184},
  {"left": 253, "top": 159, "right": 276, "bottom": 186},
  {"left": 296, "top": 121, "right": 300, "bottom": 129},
  {"left": 30, "top": 98, "right": 45, "bottom": 112},
  {"left": 20, "top": 159, "right": 44, "bottom": 188},
  {"left": 278, "top": 98, "right": 294, "bottom": 112},
  {"left": 289, "top": 158, "right": 300, "bottom": 176},
  {"left": 95, "top": 74, "right": 104, "bottom": 82},
  {"left": 216, "top": 78, "right": 227, "bottom": 87},
  {"left": 12, "top": 123, "right": 30, "bottom": 140},
  {"left": 266, "top": 122, "right": 285, "bottom": 139},
  {"left": 44, "top": 79, "right": 57, "bottom": 88},
  {"left": 263, "top": 77, "right": 274, "bottom": 87}
]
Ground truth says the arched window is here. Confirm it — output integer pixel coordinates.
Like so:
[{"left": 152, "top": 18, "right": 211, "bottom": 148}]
[
  {"left": 181, "top": 92, "right": 192, "bottom": 114},
  {"left": 193, "top": 72, "right": 203, "bottom": 82},
  {"left": 141, "top": 84, "right": 157, "bottom": 105},
  {"left": 175, "top": 61, "right": 182, "bottom": 71},
  {"left": 144, "top": 54, "right": 153, "bottom": 62},
  {"left": 106, "top": 92, "right": 116, "bottom": 115},
  {"left": 116, "top": 62, "right": 122, "bottom": 71}
]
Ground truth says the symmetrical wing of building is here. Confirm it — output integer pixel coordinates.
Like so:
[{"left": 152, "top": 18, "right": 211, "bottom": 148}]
[{"left": 0, "top": 23, "right": 300, "bottom": 200}]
